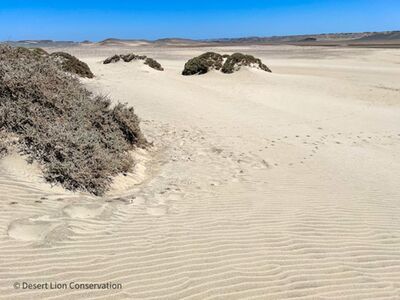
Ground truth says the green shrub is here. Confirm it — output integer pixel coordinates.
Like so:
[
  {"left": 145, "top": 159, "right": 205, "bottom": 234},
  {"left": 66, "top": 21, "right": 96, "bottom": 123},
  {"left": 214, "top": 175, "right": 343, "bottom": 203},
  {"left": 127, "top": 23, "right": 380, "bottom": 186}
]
[
  {"left": 0, "top": 45, "right": 146, "bottom": 195},
  {"left": 120, "top": 54, "right": 147, "bottom": 62},
  {"left": 182, "top": 52, "right": 272, "bottom": 75},
  {"left": 221, "top": 53, "right": 272, "bottom": 74},
  {"left": 50, "top": 52, "right": 94, "bottom": 78},
  {"left": 105, "top": 54, "right": 164, "bottom": 71},
  {"left": 144, "top": 58, "right": 164, "bottom": 71},
  {"left": 182, "top": 52, "right": 224, "bottom": 75},
  {"left": 103, "top": 55, "right": 121, "bottom": 64},
  {"left": 31, "top": 47, "right": 49, "bottom": 57}
]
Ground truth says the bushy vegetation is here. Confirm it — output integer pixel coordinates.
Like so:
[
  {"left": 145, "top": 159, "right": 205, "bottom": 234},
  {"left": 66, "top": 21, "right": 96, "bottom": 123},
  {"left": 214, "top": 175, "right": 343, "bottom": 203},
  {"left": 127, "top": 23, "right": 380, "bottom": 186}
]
[
  {"left": 144, "top": 58, "right": 164, "bottom": 71},
  {"left": 50, "top": 52, "right": 94, "bottom": 78},
  {"left": 221, "top": 53, "right": 272, "bottom": 74},
  {"left": 104, "top": 53, "right": 164, "bottom": 71},
  {"left": 182, "top": 52, "right": 272, "bottom": 75},
  {"left": 0, "top": 132, "right": 8, "bottom": 158},
  {"left": 14, "top": 47, "right": 94, "bottom": 78},
  {"left": 182, "top": 52, "right": 224, "bottom": 75},
  {"left": 103, "top": 55, "right": 121, "bottom": 64},
  {"left": 121, "top": 54, "right": 147, "bottom": 62},
  {"left": 0, "top": 45, "right": 146, "bottom": 195}
]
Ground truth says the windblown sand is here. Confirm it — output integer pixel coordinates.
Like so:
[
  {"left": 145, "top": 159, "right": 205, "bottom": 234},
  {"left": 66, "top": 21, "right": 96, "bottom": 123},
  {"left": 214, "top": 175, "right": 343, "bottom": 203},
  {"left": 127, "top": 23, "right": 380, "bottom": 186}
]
[{"left": 1, "top": 45, "right": 400, "bottom": 299}]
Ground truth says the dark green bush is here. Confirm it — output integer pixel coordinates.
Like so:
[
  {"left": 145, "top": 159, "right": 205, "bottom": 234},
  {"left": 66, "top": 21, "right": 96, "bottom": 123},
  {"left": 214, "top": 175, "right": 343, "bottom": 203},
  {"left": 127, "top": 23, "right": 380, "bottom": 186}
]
[
  {"left": 144, "top": 58, "right": 164, "bottom": 71},
  {"left": 120, "top": 54, "right": 147, "bottom": 62},
  {"left": 50, "top": 52, "right": 94, "bottom": 78},
  {"left": 31, "top": 47, "right": 49, "bottom": 57},
  {"left": 182, "top": 52, "right": 224, "bottom": 75},
  {"left": 0, "top": 45, "right": 146, "bottom": 195},
  {"left": 221, "top": 53, "right": 272, "bottom": 74},
  {"left": 105, "top": 54, "right": 164, "bottom": 71},
  {"left": 103, "top": 55, "right": 121, "bottom": 64},
  {"left": 182, "top": 52, "right": 272, "bottom": 75}
]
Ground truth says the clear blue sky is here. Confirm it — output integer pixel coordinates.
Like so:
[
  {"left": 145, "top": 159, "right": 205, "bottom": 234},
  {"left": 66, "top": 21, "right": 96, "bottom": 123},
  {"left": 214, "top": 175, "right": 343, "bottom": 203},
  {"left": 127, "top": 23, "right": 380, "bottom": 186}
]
[{"left": 1, "top": 0, "right": 399, "bottom": 41}]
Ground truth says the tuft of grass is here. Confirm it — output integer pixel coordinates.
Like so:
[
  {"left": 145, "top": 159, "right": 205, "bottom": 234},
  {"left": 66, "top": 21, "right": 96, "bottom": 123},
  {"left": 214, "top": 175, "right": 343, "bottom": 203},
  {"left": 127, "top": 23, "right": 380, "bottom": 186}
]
[
  {"left": 182, "top": 52, "right": 223, "bottom": 76},
  {"left": 0, "top": 45, "right": 146, "bottom": 195},
  {"left": 50, "top": 52, "right": 94, "bottom": 78}
]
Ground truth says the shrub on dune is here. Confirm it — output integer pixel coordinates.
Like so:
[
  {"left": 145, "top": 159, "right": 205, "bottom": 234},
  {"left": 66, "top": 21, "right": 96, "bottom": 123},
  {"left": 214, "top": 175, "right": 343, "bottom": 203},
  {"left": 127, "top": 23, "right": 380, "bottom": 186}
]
[
  {"left": 182, "top": 52, "right": 272, "bottom": 75},
  {"left": 103, "top": 54, "right": 121, "bottom": 64},
  {"left": 120, "top": 54, "right": 147, "bottom": 62},
  {"left": 31, "top": 47, "right": 49, "bottom": 57},
  {"left": 182, "top": 52, "right": 224, "bottom": 75},
  {"left": 0, "top": 45, "right": 146, "bottom": 195},
  {"left": 221, "top": 53, "right": 272, "bottom": 74},
  {"left": 144, "top": 58, "right": 164, "bottom": 71},
  {"left": 0, "top": 132, "right": 8, "bottom": 158},
  {"left": 50, "top": 51, "right": 94, "bottom": 78},
  {"left": 104, "top": 53, "right": 165, "bottom": 71}
]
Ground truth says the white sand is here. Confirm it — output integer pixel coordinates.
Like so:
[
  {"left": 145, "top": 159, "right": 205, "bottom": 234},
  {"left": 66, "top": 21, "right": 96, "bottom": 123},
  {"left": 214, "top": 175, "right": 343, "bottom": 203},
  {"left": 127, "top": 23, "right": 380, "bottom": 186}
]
[{"left": 1, "top": 45, "right": 400, "bottom": 299}]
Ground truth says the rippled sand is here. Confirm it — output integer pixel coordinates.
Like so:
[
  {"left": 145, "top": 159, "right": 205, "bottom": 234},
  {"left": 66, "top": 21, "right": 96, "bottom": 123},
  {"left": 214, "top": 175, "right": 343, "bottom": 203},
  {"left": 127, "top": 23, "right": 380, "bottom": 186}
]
[{"left": 1, "top": 45, "right": 400, "bottom": 299}]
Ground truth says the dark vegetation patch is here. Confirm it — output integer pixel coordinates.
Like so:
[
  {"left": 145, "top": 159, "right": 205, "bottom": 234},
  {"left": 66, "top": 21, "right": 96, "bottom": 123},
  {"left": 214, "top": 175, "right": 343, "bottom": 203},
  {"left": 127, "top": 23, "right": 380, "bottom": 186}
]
[
  {"left": 50, "top": 52, "right": 94, "bottom": 78},
  {"left": 0, "top": 132, "right": 8, "bottom": 158},
  {"left": 15, "top": 47, "right": 94, "bottom": 78},
  {"left": 144, "top": 58, "right": 164, "bottom": 71},
  {"left": 103, "top": 55, "right": 121, "bottom": 64},
  {"left": 221, "top": 53, "right": 272, "bottom": 74},
  {"left": 121, "top": 54, "right": 147, "bottom": 62},
  {"left": 103, "top": 53, "right": 164, "bottom": 71},
  {"left": 182, "top": 52, "right": 224, "bottom": 75},
  {"left": 182, "top": 52, "right": 272, "bottom": 75},
  {"left": 29, "top": 47, "right": 49, "bottom": 57},
  {"left": 0, "top": 45, "right": 146, "bottom": 195}
]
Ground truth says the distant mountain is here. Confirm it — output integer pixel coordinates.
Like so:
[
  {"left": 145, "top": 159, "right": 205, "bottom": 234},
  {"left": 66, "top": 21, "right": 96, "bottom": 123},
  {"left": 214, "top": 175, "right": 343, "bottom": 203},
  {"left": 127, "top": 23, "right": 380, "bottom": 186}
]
[
  {"left": 354, "top": 31, "right": 400, "bottom": 42},
  {"left": 3, "top": 30, "right": 399, "bottom": 48},
  {"left": 97, "top": 38, "right": 150, "bottom": 46}
]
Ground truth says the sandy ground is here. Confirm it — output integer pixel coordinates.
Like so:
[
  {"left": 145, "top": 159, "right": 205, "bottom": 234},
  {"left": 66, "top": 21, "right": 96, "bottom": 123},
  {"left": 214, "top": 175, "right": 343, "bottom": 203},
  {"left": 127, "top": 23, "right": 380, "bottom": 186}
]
[{"left": 1, "top": 45, "right": 400, "bottom": 299}]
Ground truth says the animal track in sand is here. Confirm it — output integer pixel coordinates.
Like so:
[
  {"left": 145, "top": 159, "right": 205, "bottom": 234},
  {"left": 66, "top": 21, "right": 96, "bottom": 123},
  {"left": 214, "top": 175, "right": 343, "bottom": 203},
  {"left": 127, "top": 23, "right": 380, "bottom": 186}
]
[
  {"left": 146, "top": 205, "right": 169, "bottom": 216},
  {"left": 258, "top": 130, "right": 400, "bottom": 168},
  {"left": 7, "top": 216, "right": 66, "bottom": 242},
  {"left": 63, "top": 203, "right": 109, "bottom": 219}
]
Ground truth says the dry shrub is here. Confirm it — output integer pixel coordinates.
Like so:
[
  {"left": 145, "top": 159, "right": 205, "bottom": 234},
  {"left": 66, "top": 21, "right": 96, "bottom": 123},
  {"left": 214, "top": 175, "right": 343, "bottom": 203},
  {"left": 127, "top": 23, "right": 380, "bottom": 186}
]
[
  {"left": 182, "top": 52, "right": 223, "bottom": 75},
  {"left": 182, "top": 52, "right": 272, "bottom": 75},
  {"left": 221, "top": 53, "right": 272, "bottom": 73},
  {"left": 144, "top": 58, "right": 164, "bottom": 71},
  {"left": 104, "top": 54, "right": 164, "bottom": 71},
  {"left": 50, "top": 52, "right": 94, "bottom": 78},
  {"left": 103, "top": 55, "right": 121, "bottom": 64},
  {"left": 121, "top": 54, "right": 147, "bottom": 62},
  {"left": 0, "top": 45, "right": 146, "bottom": 195}
]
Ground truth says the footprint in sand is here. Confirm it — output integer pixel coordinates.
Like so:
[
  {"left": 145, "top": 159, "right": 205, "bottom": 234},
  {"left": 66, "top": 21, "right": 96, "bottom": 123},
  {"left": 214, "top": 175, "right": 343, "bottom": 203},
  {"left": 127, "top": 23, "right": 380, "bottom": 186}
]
[
  {"left": 146, "top": 205, "right": 169, "bottom": 216},
  {"left": 8, "top": 216, "right": 64, "bottom": 242},
  {"left": 63, "top": 203, "right": 108, "bottom": 219}
]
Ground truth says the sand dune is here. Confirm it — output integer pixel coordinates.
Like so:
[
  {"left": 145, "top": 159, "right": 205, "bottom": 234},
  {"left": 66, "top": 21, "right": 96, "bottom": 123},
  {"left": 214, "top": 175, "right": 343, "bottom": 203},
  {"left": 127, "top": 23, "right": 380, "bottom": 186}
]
[{"left": 1, "top": 45, "right": 400, "bottom": 299}]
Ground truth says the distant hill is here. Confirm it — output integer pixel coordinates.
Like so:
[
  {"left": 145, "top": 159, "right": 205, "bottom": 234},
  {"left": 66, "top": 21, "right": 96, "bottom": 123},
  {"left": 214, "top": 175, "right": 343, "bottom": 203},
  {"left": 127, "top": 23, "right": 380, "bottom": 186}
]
[
  {"left": 97, "top": 38, "right": 150, "bottom": 46},
  {"left": 3, "top": 30, "right": 399, "bottom": 48},
  {"left": 354, "top": 31, "right": 400, "bottom": 42}
]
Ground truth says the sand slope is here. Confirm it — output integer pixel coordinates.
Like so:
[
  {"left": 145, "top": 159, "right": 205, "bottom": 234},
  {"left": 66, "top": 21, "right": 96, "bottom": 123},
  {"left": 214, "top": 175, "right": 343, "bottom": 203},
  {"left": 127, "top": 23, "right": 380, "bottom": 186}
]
[{"left": 0, "top": 45, "right": 400, "bottom": 299}]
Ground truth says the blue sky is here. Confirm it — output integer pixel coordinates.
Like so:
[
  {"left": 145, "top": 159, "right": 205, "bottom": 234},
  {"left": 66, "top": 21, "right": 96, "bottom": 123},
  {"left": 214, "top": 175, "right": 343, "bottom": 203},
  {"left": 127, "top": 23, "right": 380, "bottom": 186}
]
[{"left": 0, "top": 0, "right": 399, "bottom": 41}]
